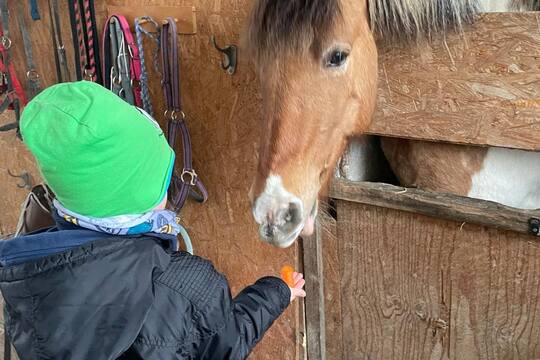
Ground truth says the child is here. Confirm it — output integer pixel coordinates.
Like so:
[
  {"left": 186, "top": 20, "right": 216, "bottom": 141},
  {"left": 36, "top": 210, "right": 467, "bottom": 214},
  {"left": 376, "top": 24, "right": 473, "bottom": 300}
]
[{"left": 0, "top": 81, "right": 306, "bottom": 359}]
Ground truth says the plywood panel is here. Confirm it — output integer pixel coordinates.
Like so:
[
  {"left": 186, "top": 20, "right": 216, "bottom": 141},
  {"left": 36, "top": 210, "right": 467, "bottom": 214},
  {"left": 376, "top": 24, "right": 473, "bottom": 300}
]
[
  {"left": 0, "top": 115, "right": 40, "bottom": 237},
  {"left": 105, "top": 1, "right": 299, "bottom": 359},
  {"left": 337, "top": 200, "right": 540, "bottom": 360},
  {"left": 369, "top": 12, "right": 540, "bottom": 151},
  {"left": 0, "top": 0, "right": 299, "bottom": 359}
]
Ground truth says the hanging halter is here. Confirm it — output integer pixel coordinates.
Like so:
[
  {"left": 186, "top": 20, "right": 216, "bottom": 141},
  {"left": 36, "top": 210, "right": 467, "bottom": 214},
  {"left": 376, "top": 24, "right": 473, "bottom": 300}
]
[
  {"left": 102, "top": 14, "right": 142, "bottom": 106},
  {"left": 161, "top": 18, "right": 208, "bottom": 211},
  {"left": 0, "top": 0, "right": 28, "bottom": 135}
]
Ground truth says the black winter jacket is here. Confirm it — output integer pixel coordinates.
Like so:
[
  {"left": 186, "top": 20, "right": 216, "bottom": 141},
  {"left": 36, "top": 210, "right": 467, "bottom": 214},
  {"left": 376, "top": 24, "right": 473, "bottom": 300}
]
[{"left": 0, "top": 231, "right": 290, "bottom": 359}]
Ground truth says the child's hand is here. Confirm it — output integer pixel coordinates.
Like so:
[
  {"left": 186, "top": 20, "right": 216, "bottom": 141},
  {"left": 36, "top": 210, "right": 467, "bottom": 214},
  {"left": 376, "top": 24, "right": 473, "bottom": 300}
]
[{"left": 289, "top": 272, "right": 306, "bottom": 302}]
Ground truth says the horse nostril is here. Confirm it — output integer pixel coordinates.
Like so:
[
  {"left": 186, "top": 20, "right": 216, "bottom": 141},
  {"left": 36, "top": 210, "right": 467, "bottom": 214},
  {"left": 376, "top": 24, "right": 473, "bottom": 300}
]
[
  {"left": 285, "top": 202, "right": 301, "bottom": 225},
  {"left": 264, "top": 224, "right": 274, "bottom": 238}
]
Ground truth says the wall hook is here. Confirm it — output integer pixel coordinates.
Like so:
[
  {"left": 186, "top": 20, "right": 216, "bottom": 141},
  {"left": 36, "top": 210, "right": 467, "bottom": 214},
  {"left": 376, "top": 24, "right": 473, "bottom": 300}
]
[
  {"left": 7, "top": 169, "right": 33, "bottom": 190},
  {"left": 529, "top": 218, "right": 540, "bottom": 236},
  {"left": 211, "top": 36, "right": 237, "bottom": 75}
]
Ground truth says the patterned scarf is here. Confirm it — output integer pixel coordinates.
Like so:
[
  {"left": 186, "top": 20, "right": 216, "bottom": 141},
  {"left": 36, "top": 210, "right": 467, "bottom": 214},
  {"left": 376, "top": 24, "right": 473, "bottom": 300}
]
[{"left": 54, "top": 200, "right": 193, "bottom": 253}]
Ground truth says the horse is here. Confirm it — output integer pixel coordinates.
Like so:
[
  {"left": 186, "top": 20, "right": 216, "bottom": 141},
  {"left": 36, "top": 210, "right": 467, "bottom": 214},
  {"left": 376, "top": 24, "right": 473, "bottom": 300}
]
[{"left": 246, "top": 0, "right": 540, "bottom": 248}]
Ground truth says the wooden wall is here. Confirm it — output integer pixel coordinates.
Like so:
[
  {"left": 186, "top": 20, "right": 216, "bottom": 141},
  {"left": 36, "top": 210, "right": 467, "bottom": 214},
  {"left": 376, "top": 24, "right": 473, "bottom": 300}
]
[
  {"left": 336, "top": 201, "right": 540, "bottom": 360},
  {"left": 0, "top": 1, "right": 302, "bottom": 359},
  {"left": 308, "top": 180, "right": 540, "bottom": 360},
  {"left": 369, "top": 12, "right": 540, "bottom": 152}
]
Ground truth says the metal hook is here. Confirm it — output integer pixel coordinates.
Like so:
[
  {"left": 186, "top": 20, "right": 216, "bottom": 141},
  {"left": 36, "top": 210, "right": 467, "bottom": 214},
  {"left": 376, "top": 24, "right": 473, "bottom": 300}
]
[
  {"left": 529, "top": 218, "right": 540, "bottom": 236},
  {"left": 211, "top": 36, "right": 237, "bottom": 75},
  {"left": 7, "top": 169, "right": 33, "bottom": 189}
]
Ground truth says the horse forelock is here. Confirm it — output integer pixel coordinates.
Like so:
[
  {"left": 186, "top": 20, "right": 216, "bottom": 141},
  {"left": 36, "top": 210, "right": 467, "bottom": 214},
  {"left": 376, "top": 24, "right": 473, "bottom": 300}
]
[{"left": 247, "top": 0, "right": 342, "bottom": 63}]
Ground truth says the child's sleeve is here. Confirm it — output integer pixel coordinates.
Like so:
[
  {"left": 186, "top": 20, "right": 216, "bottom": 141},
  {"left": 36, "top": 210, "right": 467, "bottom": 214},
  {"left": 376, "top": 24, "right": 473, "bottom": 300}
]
[{"left": 204, "top": 276, "right": 291, "bottom": 359}]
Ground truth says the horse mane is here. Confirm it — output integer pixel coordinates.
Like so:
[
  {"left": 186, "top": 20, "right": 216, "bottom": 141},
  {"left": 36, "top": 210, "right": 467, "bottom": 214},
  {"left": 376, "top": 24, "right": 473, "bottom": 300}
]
[
  {"left": 512, "top": 0, "right": 540, "bottom": 10},
  {"left": 368, "top": 0, "right": 479, "bottom": 40},
  {"left": 369, "top": 0, "right": 540, "bottom": 40},
  {"left": 247, "top": 0, "right": 540, "bottom": 60},
  {"left": 246, "top": 0, "right": 342, "bottom": 62}
]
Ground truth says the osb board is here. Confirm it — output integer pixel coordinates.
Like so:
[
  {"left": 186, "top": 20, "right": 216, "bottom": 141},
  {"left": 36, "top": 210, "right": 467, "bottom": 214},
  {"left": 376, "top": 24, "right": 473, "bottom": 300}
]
[
  {"left": 107, "top": 5, "right": 197, "bottom": 34},
  {"left": 0, "top": 0, "right": 106, "bottom": 232},
  {"left": 0, "top": 1, "right": 300, "bottom": 359},
  {"left": 369, "top": 12, "right": 540, "bottom": 152},
  {"left": 0, "top": 113, "right": 40, "bottom": 237},
  {"left": 336, "top": 200, "right": 540, "bottom": 360},
  {"left": 105, "top": 1, "right": 300, "bottom": 359}
]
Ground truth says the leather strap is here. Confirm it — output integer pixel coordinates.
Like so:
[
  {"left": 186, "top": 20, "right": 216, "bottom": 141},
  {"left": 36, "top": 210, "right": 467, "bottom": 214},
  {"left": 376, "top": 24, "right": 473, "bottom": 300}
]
[
  {"left": 16, "top": 1, "right": 41, "bottom": 98},
  {"left": 161, "top": 18, "right": 208, "bottom": 211},
  {"left": 48, "top": 0, "right": 70, "bottom": 82},
  {"left": 102, "top": 15, "right": 142, "bottom": 106},
  {"left": 115, "top": 15, "right": 142, "bottom": 106}
]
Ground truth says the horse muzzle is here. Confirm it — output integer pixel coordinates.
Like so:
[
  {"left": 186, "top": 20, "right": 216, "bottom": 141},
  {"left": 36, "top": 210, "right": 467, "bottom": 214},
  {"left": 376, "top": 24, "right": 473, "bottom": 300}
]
[{"left": 252, "top": 175, "right": 317, "bottom": 248}]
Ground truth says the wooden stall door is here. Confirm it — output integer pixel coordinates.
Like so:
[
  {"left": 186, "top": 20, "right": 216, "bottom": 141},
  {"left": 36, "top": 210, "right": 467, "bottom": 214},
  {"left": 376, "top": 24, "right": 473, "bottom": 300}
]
[{"left": 330, "top": 200, "right": 540, "bottom": 360}]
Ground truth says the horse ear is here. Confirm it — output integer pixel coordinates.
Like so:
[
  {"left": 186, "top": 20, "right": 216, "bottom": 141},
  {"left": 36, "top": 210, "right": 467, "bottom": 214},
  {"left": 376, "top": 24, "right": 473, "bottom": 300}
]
[{"left": 368, "top": 0, "right": 479, "bottom": 41}]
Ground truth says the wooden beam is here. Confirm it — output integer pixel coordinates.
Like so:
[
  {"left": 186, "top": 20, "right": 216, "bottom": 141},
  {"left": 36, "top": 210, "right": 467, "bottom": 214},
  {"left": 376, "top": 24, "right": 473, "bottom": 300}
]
[
  {"left": 330, "top": 179, "right": 540, "bottom": 236},
  {"left": 302, "top": 221, "right": 327, "bottom": 360},
  {"left": 369, "top": 12, "right": 540, "bottom": 151}
]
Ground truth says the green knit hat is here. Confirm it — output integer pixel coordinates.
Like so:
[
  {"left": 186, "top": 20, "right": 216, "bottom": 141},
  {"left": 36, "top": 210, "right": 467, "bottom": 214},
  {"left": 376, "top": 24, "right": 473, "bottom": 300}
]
[{"left": 20, "top": 81, "right": 175, "bottom": 217}]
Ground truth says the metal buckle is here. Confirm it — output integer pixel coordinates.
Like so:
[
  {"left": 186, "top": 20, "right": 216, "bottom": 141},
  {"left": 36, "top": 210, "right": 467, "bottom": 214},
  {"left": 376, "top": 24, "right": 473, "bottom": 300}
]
[
  {"left": 83, "top": 68, "right": 95, "bottom": 81},
  {"left": 26, "top": 69, "right": 40, "bottom": 81},
  {"left": 180, "top": 169, "right": 197, "bottom": 186},
  {"left": 0, "top": 36, "right": 11, "bottom": 49},
  {"left": 127, "top": 43, "right": 134, "bottom": 59},
  {"left": 164, "top": 110, "right": 186, "bottom": 121}
]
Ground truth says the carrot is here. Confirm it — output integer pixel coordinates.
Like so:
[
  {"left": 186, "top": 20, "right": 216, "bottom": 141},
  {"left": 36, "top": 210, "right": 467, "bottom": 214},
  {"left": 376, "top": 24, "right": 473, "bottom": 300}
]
[{"left": 280, "top": 265, "right": 295, "bottom": 287}]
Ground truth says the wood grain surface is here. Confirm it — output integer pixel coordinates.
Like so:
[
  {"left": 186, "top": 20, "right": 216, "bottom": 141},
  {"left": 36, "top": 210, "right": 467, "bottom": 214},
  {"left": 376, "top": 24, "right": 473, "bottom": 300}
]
[
  {"left": 369, "top": 12, "right": 540, "bottom": 151},
  {"left": 331, "top": 179, "right": 540, "bottom": 237},
  {"left": 0, "top": 1, "right": 300, "bottom": 359},
  {"left": 337, "top": 200, "right": 540, "bottom": 360}
]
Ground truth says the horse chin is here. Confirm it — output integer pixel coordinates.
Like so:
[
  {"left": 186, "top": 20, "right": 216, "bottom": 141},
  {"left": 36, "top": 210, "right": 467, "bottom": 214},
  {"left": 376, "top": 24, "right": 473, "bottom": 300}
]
[
  {"left": 269, "top": 202, "right": 318, "bottom": 248},
  {"left": 300, "top": 202, "right": 318, "bottom": 237}
]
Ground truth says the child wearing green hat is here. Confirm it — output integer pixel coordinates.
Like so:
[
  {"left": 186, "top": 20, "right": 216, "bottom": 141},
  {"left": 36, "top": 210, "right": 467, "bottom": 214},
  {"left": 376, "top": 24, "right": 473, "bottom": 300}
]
[{"left": 0, "top": 81, "right": 306, "bottom": 359}]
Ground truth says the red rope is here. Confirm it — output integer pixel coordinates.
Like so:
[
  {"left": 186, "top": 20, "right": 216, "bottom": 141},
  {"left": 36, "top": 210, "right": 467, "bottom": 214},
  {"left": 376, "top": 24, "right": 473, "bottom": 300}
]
[
  {"left": 82, "top": 0, "right": 96, "bottom": 81},
  {"left": 73, "top": 0, "right": 87, "bottom": 77}
]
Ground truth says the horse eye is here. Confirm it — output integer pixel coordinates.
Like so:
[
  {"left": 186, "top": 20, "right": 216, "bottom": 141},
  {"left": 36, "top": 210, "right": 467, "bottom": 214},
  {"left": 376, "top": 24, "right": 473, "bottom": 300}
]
[{"left": 325, "top": 51, "right": 349, "bottom": 68}]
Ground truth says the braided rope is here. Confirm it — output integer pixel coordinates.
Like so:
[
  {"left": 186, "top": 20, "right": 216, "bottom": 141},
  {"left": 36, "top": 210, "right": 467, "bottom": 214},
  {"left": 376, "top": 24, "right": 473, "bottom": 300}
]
[
  {"left": 82, "top": 0, "right": 96, "bottom": 80},
  {"left": 73, "top": 0, "right": 87, "bottom": 75},
  {"left": 134, "top": 16, "right": 160, "bottom": 116}
]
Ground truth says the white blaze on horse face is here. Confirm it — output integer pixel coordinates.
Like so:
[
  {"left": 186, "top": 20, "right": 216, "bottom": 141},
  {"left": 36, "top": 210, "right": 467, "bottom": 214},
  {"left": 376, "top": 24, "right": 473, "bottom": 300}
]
[
  {"left": 253, "top": 175, "right": 306, "bottom": 248},
  {"left": 468, "top": 147, "right": 540, "bottom": 210}
]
